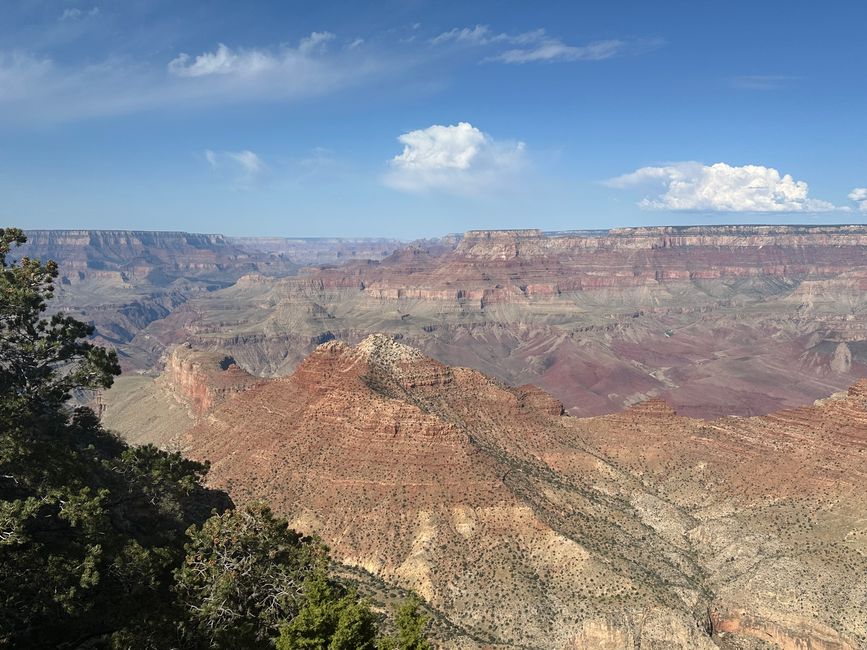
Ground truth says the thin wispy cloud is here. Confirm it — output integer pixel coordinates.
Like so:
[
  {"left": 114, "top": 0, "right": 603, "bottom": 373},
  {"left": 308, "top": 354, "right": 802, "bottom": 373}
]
[
  {"left": 0, "top": 17, "right": 662, "bottom": 126},
  {"left": 205, "top": 149, "right": 267, "bottom": 189},
  {"left": 430, "top": 25, "right": 509, "bottom": 46},
  {"left": 490, "top": 38, "right": 624, "bottom": 64},
  {"left": 60, "top": 7, "right": 100, "bottom": 22},
  {"left": 0, "top": 32, "right": 384, "bottom": 124},
  {"left": 431, "top": 25, "right": 662, "bottom": 64},
  {"left": 383, "top": 122, "right": 526, "bottom": 195},
  {"left": 606, "top": 162, "right": 843, "bottom": 213}
]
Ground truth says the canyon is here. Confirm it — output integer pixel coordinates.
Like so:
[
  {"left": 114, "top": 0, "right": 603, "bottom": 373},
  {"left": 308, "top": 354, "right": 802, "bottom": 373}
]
[
  {"left": 24, "top": 224, "right": 867, "bottom": 648},
  {"left": 18, "top": 230, "right": 402, "bottom": 370},
  {"left": 102, "top": 334, "right": 867, "bottom": 650},
  {"left": 91, "top": 224, "right": 867, "bottom": 418}
]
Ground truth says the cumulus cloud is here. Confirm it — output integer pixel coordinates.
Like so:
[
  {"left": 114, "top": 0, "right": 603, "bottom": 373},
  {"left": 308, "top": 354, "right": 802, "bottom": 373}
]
[
  {"left": 849, "top": 188, "right": 867, "bottom": 212},
  {"left": 205, "top": 149, "right": 267, "bottom": 189},
  {"left": 431, "top": 25, "right": 660, "bottom": 64},
  {"left": 383, "top": 122, "right": 526, "bottom": 194},
  {"left": 606, "top": 162, "right": 841, "bottom": 212}
]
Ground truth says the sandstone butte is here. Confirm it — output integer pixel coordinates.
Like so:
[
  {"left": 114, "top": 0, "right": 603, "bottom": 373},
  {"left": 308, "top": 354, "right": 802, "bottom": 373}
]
[{"left": 103, "top": 335, "right": 867, "bottom": 650}]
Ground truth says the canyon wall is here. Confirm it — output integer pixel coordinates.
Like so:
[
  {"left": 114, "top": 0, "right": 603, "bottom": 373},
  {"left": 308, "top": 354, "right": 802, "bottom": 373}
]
[
  {"left": 229, "top": 235, "right": 405, "bottom": 266},
  {"left": 20, "top": 225, "right": 867, "bottom": 417},
  {"left": 127, "top": 225, "right": 867, "bottom": 418},
  {"left": 20, "top": 229, "right": 297, "bottom": 282},
  {"left": 111, "top": 336, "right": 866, "bottom": 649}
]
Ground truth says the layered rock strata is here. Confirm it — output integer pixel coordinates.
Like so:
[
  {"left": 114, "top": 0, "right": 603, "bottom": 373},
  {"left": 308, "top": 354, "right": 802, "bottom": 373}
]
[{"left": 121, "top": 335, "right": 867, "bottom": 650}]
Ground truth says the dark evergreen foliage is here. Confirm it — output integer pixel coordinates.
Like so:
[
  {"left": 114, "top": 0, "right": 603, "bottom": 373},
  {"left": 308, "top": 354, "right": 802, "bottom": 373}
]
[{"left": 0, "top": 228, "right": 430, "bottom": 648}]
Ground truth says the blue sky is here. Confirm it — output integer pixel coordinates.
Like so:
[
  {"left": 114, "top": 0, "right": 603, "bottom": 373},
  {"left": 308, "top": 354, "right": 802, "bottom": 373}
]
[{"left": 2, "top": 0, "right": 866, "bottom": 238}]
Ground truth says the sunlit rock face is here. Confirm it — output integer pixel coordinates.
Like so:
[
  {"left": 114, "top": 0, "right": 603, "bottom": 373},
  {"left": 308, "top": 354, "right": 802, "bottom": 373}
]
[
  {"left": 124, "top": 224, "right": 867, "bottom": 419},
  {"left": 109, "top": 336, "right": 866, "bottom": 649}
]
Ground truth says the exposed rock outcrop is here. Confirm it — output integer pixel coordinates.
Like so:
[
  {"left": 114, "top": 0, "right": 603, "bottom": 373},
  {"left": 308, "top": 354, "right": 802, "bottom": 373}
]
[
  {"left": 129, "top": 224, "right": 867, "bottom": 419},
  {"left": 31, "top": 225, "right": 867, "bottom": 418},
  {"left": 161, "top": 343, "right": 263, "bottom": 417},
  {"left": 134, "top": 337, "right": 867, "bottom": 650}
]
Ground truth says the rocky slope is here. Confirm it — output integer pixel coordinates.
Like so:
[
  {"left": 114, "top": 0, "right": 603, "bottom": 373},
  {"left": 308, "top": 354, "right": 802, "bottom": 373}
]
[
  {"left": 136, "top": 225, "right": 867, "bottom": 418},
  {"left": 110, "top": 335, "right": 866, "bottom": 649}
]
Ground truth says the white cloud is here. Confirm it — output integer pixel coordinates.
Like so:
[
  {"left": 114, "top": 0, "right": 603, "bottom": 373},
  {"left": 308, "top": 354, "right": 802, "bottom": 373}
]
[
  {"left": 0, "top": 52, "right": 54, "bottom": 102},
  {"left": 430, "top": 25, "right": 505, "bottom": 46},
  {"left": 0, "top": 32, "right": 383, "bottom": 124},
  {"left": 606, "top": 162, "right": 842, "bottom": 212},
  {"left": 491, "top": 38, "right": 623, "bottom": 64},
  {"left": 168, "top": 33, "right": 334, "bottom": 78},
  {"left": 431, "top": 25, "right": 659, "bottom": 64},
  {"left": 205, "top": 149, "right": 267, "bottom": 189},
  {"left": 849, "top": 188, "right": 867, "bottom": 212},
  {"left": 298, "top": 31, "right": 336, "bottom": 54},
  {"left": 383, "top": 122, "right": 526, "bottom": 194},
  {"left": 60, "top": 7, "right": 100, "bottom": 21}
]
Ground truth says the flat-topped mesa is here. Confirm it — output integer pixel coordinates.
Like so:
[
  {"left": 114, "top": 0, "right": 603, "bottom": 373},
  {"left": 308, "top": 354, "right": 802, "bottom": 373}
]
[
  {"left": 229, "top": 235, "right": 404, "bottom": 266},
  {"left": 451, "top": 224, "right": 867, "bottom": 258},
  {"left": 162, "top": 343, "right": 263, "bottom": 417},
  {"left": 19, "top": 229, "right": 297, "bottom": 282},
  {"left": 608, "top": 224, "right": 867, "bottom": 237},
  {"left": 608, "top": 224, "right": 867, "bottom": 250},
  {"left": 23, "top": 229, "right": 231, "bottom": 248},
  {"left": 463, "top": 229, "right": 545, "bottom": 238},
  {"left": 455, "top": 229, "right": 545, "bottom": 259}
]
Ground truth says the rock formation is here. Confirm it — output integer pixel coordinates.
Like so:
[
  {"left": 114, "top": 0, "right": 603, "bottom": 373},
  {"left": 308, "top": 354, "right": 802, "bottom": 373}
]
[
  {"left": 115, "top": 335, "right": 867, "bottom": 650},
  {"left": 129, "top": 225, "right": 867, "bottom": 418},
  {"left": 161, "top": 344, "right": 263, "bottom": 417},
  {"left": 229, "top": 235, "right": 404, "bottom": 266}
]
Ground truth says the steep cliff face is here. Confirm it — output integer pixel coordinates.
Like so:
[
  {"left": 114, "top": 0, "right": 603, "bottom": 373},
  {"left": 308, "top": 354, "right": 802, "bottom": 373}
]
[
  {"left": 136, "top": 225, "right": 867, "bottom": 418},
  {"left": 121, "top": 336, "right": 866, "bottom": 650},
  {"left": 20, "top": 229, "right": 297, "bottom": 282},
  {"left": 16, "top": 230, "right": 303, "bottom": 371},
  {"left": 160, "top": 343, "right": 263, "bottom": 417},
  {"left": 23, "top": 225, "right": 867, "bottom": 417}
]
